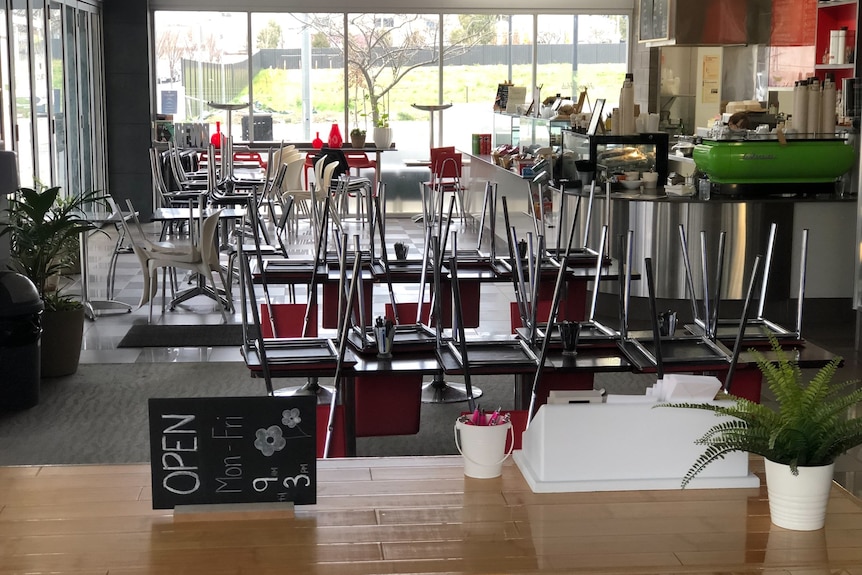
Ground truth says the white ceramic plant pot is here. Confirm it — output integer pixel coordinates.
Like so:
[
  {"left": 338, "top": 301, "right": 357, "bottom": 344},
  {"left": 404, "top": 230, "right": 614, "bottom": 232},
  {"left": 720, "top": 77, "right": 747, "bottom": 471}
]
[
  {"left": 372, "top": 127, "right": 392, "bottom": 149},
  {"left": 764, "top": 459, "right": 835, "bottom": 531}
]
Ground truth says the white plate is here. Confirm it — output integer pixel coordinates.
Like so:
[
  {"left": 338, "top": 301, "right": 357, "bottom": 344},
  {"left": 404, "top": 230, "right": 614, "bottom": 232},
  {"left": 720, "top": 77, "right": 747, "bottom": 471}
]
[{"left": 665, "top": 185, "right": 694, "bottom": 197}]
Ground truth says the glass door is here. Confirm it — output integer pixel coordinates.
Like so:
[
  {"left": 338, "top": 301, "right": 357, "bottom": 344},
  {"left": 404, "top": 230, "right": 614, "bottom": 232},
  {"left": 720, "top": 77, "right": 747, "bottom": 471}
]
[
  {"left": 11, "top": 0, "right": 34, "bottom": 187},
  {"left": 62, "top": 3, "right": 79, "bottom": 195},
  {"left": 0, "top": 4, "right": 10, "bottom": 151},
  {"left": 48, "top": 1, "right": 65, "bottom": 192},
  {"left": 75, "top": 7, "right": 92, "bottom": 195},
  {"left": 31, "top": 0, "right": 50, "bottom": 187}
]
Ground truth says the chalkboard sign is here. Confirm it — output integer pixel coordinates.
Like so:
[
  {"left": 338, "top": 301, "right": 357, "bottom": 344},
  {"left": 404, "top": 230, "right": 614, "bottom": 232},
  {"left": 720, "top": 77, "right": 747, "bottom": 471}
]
[
  {"left": 639, "top": 0, "right": 670, "bottom": 42},
  {"left": 148, "top": 396, "right": 316, "bottom": 510},
  {"left": 494, "top": 83, "right": 511, "bottom": 112}
]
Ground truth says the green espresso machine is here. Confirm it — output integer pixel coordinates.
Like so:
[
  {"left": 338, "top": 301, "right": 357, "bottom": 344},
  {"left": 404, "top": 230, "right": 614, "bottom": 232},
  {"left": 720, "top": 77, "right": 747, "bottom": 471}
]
[{"left": 692, "top": 136, "right": 855, "bottom": 195}]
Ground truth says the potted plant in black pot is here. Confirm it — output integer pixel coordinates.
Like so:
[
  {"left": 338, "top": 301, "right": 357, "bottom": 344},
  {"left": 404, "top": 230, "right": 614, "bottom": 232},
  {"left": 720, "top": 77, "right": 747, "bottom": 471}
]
[
  {"left": 0, "top": 185, "right": 106, "bottom": 377},
  {"left": 660, "top": 335, "right": 862, "bottom": 531}
]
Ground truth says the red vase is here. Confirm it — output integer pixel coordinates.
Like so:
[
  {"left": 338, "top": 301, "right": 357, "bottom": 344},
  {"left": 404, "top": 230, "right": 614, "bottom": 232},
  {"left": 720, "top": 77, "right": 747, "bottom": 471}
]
[
  {"left": 312, "top": 132, "right": 323, "bottom": 149},
  {"left": 210, "top": 121, "right": 223, "bottom": 149},
  {"left": 328, "top": 124, "right": 343, "bottom": 148}
]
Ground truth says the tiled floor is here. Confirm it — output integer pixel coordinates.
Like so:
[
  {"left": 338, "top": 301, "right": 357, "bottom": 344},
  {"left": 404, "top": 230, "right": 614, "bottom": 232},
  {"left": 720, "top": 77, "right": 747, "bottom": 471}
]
[{"left": 76, "top": 211, "right": 515, "bottom": 364}]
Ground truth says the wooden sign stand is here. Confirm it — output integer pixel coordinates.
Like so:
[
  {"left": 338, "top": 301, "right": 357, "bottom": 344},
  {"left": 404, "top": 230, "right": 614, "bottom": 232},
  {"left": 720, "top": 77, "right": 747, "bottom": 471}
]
[
  {"left": 574, "top": 89, "right": 588, "bottom": 114},
  {"left": 173, "top": 502, "right": 296, "bottom": 523}
]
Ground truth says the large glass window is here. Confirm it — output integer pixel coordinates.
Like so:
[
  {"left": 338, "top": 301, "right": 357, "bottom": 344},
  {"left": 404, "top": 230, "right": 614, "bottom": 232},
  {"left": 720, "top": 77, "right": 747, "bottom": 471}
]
[
  {"left": 153, "top": 8, "right": 629, "bottom": 166},
  {"left": 249, "top": 13, "right": 309, "bottom": 142},
  {"left": 154, "top": 11, "right": 250, "bottom": 142},
  {"left": 272, "top": 12, "right": 345, "bottom": 143},
  {"left": 345, "top": 12, "right": 441, "bottom": 161},
  {"left": 441, "top": 14, "right": 504, "bottom": 153}
]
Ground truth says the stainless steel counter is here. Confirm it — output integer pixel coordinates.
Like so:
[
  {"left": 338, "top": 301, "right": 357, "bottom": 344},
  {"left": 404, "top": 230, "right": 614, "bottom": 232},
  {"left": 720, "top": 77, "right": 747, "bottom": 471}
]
[
  {"left": 464, "top": 151, "right": 855, "bottom": 301},
  {"left": 574, "top": 190, "right": 855, "bottom": 300}
]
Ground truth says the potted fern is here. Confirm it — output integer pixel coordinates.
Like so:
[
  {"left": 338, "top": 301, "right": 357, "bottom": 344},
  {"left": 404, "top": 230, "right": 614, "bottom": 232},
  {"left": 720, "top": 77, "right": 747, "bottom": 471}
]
[
  {"left": 660, "top": 335, "right": 862, "bottom": 531},
  {"left": 0, "top": 186, "right": 107, "bottom": 377}
]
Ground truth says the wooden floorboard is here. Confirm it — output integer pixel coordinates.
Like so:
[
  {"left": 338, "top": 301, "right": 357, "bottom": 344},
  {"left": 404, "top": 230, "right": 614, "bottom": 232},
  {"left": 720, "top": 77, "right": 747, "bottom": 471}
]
[{"left": 1, "top": 457, "right": 862, "bottom": 574}]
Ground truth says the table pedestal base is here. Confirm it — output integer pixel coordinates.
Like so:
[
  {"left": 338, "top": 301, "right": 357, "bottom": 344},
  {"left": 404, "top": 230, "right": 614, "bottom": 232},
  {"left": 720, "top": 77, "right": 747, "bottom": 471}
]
[
  {"left": 84, "top": 300, "right": 132, "bottom": 320},
  {"left": 420, "top": 372, "right": 483, "bottom": 404},
  {"left": 275, "top": 377, "right": 336, "bottom": 406}
]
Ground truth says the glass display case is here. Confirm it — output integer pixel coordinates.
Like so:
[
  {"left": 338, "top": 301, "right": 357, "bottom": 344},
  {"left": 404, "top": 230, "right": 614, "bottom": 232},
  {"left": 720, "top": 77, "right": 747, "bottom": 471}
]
[
  {"left": 559, "top": 130, "right": 669, "bottom": 187},
  {"left": 493, "top": 113, "right": 568, "bottom": 150}
]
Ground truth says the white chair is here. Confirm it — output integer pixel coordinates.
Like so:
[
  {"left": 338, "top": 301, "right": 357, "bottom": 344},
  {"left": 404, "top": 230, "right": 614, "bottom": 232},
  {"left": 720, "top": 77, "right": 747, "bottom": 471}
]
[
  {"left": 107, "top": 196, "right": 183, "bottom": 310},
  {"left": 147, "top": 208, "right": 231, "bottom": 323},
  {"left": 282, "top": 156, "right": 310, "bottom": 230}
]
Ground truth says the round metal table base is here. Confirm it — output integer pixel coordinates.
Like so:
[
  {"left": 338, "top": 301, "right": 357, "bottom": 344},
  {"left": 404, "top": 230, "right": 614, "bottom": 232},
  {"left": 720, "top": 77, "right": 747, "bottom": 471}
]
[
  {"left": 274, "top": 379, "right": 335, "bottom": 405},
  {"left": 420, "top": 378, "right": 483, "bottom": 404}
]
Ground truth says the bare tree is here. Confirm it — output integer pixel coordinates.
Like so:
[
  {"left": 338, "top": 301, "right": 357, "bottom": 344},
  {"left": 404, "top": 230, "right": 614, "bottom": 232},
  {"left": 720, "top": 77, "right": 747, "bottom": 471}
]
[
  {"left": 201, "top": 32, "right": 223, "bottom": 63},
  {"left": 295, "top": 14, "right": 495, "bottom": 127},
  {"left": 156, "top": 29, "right": 189, "bottom": 81}
]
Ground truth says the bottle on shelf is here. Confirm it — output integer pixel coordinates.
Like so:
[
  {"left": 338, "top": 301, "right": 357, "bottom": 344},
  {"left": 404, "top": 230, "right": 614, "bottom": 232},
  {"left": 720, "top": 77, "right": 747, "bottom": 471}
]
[
  {"left": 619, "top": 73, "right": 635, "bottom": 135},
  {"left": 821, "top": 73, "right": 837, "bottom": 135},
  {"left": 838, "top": 27, "right": 847, "bottom": 65},
  {"left": 312, "top": 132, "right": 323, "bottom": 149},
  {"left": 830, "top": 29, "right": 841, "bottom": 65},
  {"left": 807, "top": 77, "right": 822, "bottom": 136},
  {"left": 793, "top": 79, "right": 808, "bottom": 135}
]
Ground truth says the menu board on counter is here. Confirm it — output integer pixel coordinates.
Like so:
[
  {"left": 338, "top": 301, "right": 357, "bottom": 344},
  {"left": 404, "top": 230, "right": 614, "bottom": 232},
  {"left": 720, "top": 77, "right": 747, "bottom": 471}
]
[
  {"left": 639, "top": 0, "right": 670, "bottom": 42},
  {"left": 493, "top": 83, "right": 511, "bottom": 112},
  {"left": 149, "top": 396, "right": 317, "bottom": 510},
  {"left": 771, "top": 0, "right": 816, "bottom": 46}
]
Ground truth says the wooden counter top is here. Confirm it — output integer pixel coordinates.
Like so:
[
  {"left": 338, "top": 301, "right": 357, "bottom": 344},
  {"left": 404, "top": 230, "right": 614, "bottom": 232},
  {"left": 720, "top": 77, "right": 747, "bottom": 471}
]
[{"left": 2, "top": 457, "right": 862, "bottom": 573}]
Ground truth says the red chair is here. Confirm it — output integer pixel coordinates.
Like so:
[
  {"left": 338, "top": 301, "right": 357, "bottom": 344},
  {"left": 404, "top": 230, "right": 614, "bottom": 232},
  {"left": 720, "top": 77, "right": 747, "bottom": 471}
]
[
  {"left": 426, "top": 148, "right": 466, "bottom": 220},
  {"left": 430, "top": 146, "right": 455, "bottom": 166},
  {"left": 229, "top": 151, "right": 265, "bottom": 169},
  {"left": 354, "top": 374, "right": 423, "bottom": 437},
  {"left": 260, "top": 303, "right": 318, "bottom": 338},
  {"left": 344, "top": 151, "right": 377, "bottom": 182},
  {"left": 385, "top": 301, "right": 434, "bottom": 325}
]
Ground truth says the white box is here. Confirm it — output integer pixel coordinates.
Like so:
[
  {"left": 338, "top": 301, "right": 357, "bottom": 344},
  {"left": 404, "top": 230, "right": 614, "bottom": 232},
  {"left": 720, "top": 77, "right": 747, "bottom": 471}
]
[{"left": 513, "top": 402, "right": 760, "bottom": 493}]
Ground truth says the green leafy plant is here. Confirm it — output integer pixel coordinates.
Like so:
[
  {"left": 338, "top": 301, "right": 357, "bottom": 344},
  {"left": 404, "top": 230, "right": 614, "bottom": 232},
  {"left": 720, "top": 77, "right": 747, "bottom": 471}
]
[
  {"left": 660, "top": 334, "right": 862, "bottom": 487},
  {"left": 0, "top": 186, "right": 107, "bottom": 311},
  {"left": 374, "top": 111, "right": 390, "bottom": 128},
  {"left": 350, "top": 128, "right": 366, "bottom": 137}
]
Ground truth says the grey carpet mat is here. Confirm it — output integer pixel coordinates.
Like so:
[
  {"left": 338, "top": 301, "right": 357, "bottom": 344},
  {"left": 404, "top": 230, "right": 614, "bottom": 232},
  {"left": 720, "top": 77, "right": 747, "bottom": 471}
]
[
  {"left": 0, "top": 362, "right": 553, "bottom": 465},
  {"left": 118, "top": 324, "right": 247, "bottom": 347}
]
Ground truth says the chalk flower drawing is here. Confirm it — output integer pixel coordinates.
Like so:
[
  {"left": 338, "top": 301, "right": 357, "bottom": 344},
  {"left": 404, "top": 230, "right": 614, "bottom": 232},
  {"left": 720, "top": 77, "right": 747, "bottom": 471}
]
[
  {"left": 282, "top": 408, "right": 302, "bottom": 428},
  {"left": 254, "top": 425, "right": 286, "bottom": 456}
]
